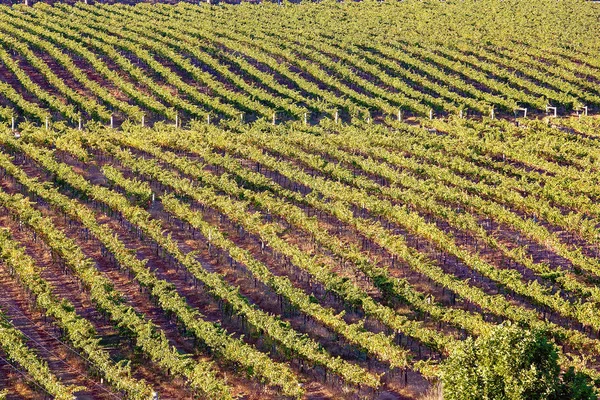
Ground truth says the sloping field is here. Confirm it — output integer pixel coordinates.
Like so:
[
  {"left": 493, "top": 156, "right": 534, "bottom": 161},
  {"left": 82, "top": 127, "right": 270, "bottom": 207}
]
[
  {"left": 0, "top": 0, "right": 599, "bottom": 127},
  {"left": 1, "top": 0, "right": 600, "bottom": 399},
  {"left": 0, "top": 116, "right": 599, "bottom": 398}
]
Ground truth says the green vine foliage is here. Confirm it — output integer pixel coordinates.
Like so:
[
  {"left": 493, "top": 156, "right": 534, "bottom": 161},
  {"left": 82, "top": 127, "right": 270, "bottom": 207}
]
[
  {"left": 441, "top": 323, "right": 597, "bottom": 400},
  {"left": 0, "top": 0, "right": 600, "bottom": 125}
]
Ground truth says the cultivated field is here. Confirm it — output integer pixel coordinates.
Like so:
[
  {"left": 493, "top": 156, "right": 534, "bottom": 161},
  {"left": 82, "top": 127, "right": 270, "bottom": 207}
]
[
  {"left": 1, "top": 0, "right": 600, "bottom": 399},
  {"left": 0, "top": 0, "right": 599, "bottom": 125}
]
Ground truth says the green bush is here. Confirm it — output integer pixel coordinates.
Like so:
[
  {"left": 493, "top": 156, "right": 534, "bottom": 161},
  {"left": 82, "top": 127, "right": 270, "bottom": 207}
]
[{"left": 441, "top": 323, "right": 596, "bottom": 400}]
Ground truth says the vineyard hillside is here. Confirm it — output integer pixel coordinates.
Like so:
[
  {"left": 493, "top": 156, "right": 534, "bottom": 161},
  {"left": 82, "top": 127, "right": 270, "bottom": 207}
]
[{"left": 0, "top": 1, "right": 600, "bottom": 399}]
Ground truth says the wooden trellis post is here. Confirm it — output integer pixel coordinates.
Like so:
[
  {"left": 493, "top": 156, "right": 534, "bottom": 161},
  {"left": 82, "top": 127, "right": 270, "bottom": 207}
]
[
  {"left": 45, "top": 116, "right": 49, "bottom": 130},
  {"left": 514, "top": 107, "right": 527, "bottom": 119},
  {"left": 272, "top": 111, "right": 276, "bottom": 125},
  {"left": 207, "top": 114, "right": 211, "bottom": 124},
  {"left": 11, "top": 116, "right": 15, "bottom": 131},
  {"left": 490, "top": 107, "right": 495, "bottom": 120},
  {"left": 545, "top": 105, "right": 557, "bottom": 118},
  {"left": 78, "top": 116, "right": 82, "bottom": 131},
  {"left": 110, "top": 114, "right": 114, "bottom": 129},
  {"left": 397, "top": 109, "right": 402, "bottom": 122},
  {"left": 175, "top": 112, "right": 179, "bottom": 128},
  {"left": 335, "top": 109, "right": 339, "bottom": 124},
  {"left": 429, "top": 109, "right": 433, "bottom": 120},
  {"left": 577, "top": 106, "right": 588, "bottom": 118},
  {"left": 303, "top": 112, "right": 308, "bottom": 125},
  {"left": 141, "top": 114, "right": 145, "bottom": 127},
  {"left": 240, "top": 112, "right": 244, "bottom": 123}
]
